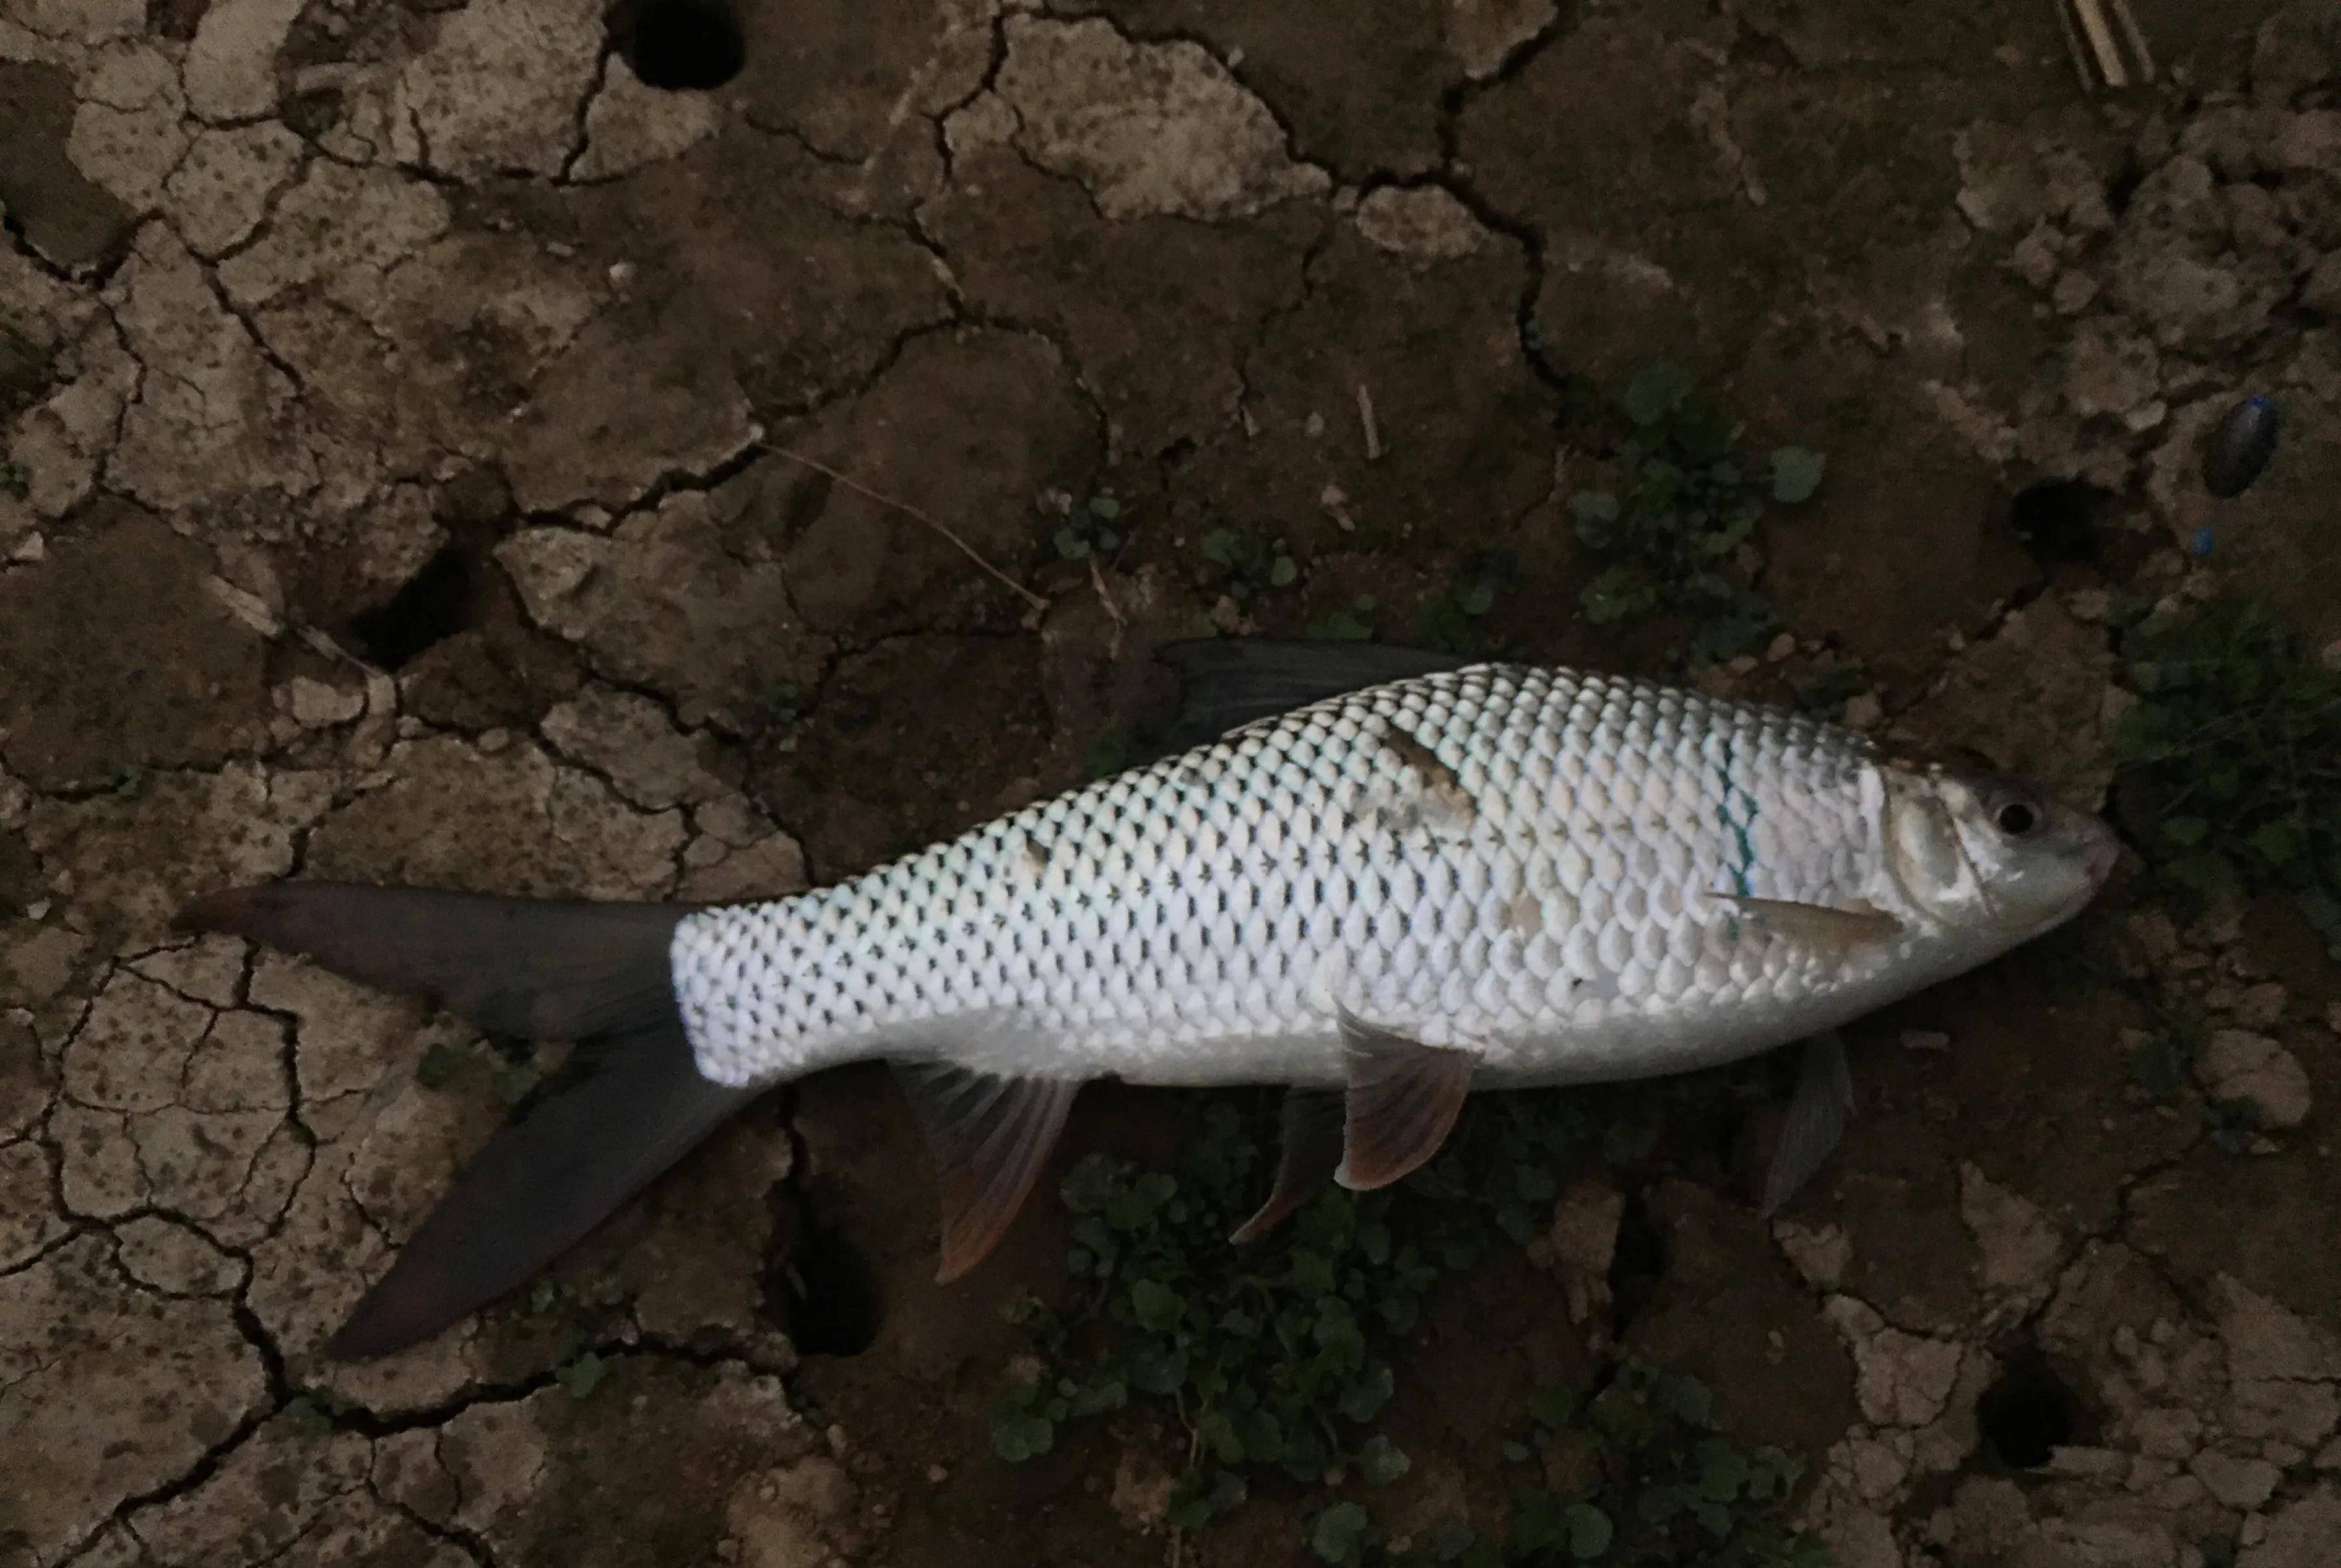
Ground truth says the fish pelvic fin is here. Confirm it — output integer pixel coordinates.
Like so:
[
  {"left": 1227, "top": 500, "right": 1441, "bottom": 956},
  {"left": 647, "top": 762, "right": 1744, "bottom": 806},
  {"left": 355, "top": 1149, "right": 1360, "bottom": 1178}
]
[
  {"left": 1332, "top": 1010, "right": 1477, "bottom": 1191},
  {"left": 1229, "top": 1087, "right": 1345, "bottom": 1244},
  {"left": 175, "top": 882, "right": 758, "bottom": 1360},
  {"left": 892, "top": 1063, "right": 1080, "bottom": 1283}
]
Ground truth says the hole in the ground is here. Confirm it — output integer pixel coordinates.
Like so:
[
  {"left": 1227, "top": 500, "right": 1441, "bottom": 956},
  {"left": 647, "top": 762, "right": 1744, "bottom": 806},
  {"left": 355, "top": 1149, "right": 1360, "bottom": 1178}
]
[
  {"left": 1977, "top": 1349, "right": 2084, "bottom": 1469},
  {"left": 1606, "top": 1186, "right": 1666, "bottom": 1339},
  {"left": 767, "top": 1186, "right": 882, "bottom": 1356},
  {"left": 2007, "top": 478, "right": 2114, "bottom": 564},
  {"left": 615, "top": 0, "right": 746, "bottom": 91},
  {"left": 347, "top": 544, "right": 476, "bottom": 670}
]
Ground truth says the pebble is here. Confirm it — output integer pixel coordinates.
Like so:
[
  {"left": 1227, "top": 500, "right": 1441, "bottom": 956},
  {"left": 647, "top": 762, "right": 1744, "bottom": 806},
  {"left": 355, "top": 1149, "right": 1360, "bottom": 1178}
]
[{"left": 2203, "top": 395, "right": 2279, "bottom": 497}]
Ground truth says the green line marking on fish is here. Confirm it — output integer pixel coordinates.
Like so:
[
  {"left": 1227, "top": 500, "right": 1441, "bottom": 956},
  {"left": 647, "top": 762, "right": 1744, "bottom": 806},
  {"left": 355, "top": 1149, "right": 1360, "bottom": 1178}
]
[{"left": 1716, "top": 731, "right": 1757, "bottom": 898}]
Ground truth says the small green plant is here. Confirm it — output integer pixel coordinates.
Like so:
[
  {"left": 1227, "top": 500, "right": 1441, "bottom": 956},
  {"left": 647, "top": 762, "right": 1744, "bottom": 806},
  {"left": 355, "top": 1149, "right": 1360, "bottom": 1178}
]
[
  {"left": 1567, "top": 361, "right": 1824, "bottom": 664},
  {"left": 1052, "top": 493, "right": 1127, "bottom": 561},
  {"left": 414, "top": 1036, "right": 540, "bottom": 1104},
  {"left": 556, "top": 1350, "right": 610, "bottom": 1400},
  {"left": 990, "top": 1092, "right": 1590, "bottom": 1526},
  {"left": 2125, "top": 1026, "right": 2191, "bottom": 1101},
  {"left": 0, "top": 460, "right": 27, "bottom": 500},
  {"left": 1308, "top": 594, "right": 1381, "bottom": 642},
  {"left": 1783, "top": 662, "right": 1868, "bottom": 720},
  {"left": 284, "top": 1387, "right": 356, "bottom": 1437},
  {"left": 1083, "top": 729, "right": 1135, "bottom": 780},
  {"left": 1198, "top": 527, "right": 1300, "bottom": 601},
  {"left": 2206, "top": 1096, "right": 2265, "bottom": 1155},
  {"left": 1307, "top": 1366, "right": 1825, "bottom": 1567},
  {"left": 1419, "top": 551, "right": 1520, "bottom": 655},
  {"left": 987, "top": 1103, "right": 1431, "bottom": 1516},
  {"left": 2110, "top": 599, "right": 2341, "bottom": 954}
]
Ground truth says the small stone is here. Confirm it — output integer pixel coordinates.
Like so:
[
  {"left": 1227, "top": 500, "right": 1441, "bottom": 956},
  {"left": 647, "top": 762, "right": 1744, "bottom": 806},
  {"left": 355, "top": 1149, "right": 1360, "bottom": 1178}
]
[
  {"left": 1546, "top": 1179, "right": 1624, "bottom": 1327},
  {"left": 2241, "top": 1485, "right": 2341, "bottom": 1568},
  {"left": 2192, "top": 1448, "right": 2282, "bottom": 1509},
  {"left": 1842, "top": 692, "right": 1883, "bottom": 731},
  {"left": 283, "top": 677, "right": 364, "bottom": 729},
  {"left": 1776, "top": 1220, "right": 1851, "bottom": 1290},
  {"left": 2052, "top": 270, "right": 2100, "bottom": 315},
  {"left": 1959, "top": 1164, "right": 2066, "bottom": 1308},
  {"left": 2046, "top": 1445, "right": 2126, "bottom": 1479},
  {"left": 2200, "top": 1030, "right": 2313, "bottom": 1129},
  {"left": 1826, "top": 1296, "right": 1964, "bottom": 1428},
  {"left": 2129, "top": 1406, "right": 2203, "bottom": 1459},
  {"left": 2232, "top": 984, "right": 2288, "bottom": 1030},
  {"left": 1354, "top": 187, "right": 1491, "bottom": 263}
]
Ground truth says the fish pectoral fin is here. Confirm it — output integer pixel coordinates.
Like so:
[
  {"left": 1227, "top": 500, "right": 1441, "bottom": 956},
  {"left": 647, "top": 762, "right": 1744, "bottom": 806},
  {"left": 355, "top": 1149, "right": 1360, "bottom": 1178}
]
[
  {"left": 1718, "top": 894, "right": 1905, "bottom": 956},
  {"left": 892, "top": 1063, "right": 1081, "bottom": 1284},
  {"left": 1229, "top": 1088, "right": 1345, "bottom": 1244},
  {"left": 1332, "top": 1010, "right": 1477, "bottom": 1192},
  {"left": 1150, "top": 638, "right": 1472, "bottom": 753},
  {"left": 1759, "top": 1032, "right": 1855, "bottom": 1217}
]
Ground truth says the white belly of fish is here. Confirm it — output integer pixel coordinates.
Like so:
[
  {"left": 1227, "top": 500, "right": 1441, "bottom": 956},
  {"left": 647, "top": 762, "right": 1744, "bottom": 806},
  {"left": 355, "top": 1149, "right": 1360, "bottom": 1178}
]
[{"left": 674, "top": 664, "right": 1931, "bottom": 1091}]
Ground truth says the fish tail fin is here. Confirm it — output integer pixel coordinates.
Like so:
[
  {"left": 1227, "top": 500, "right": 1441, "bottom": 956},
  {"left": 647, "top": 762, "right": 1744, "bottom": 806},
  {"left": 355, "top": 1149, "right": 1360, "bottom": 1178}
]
[{"left": 175, "top": 883, "right": 758, "bottom": 1360}]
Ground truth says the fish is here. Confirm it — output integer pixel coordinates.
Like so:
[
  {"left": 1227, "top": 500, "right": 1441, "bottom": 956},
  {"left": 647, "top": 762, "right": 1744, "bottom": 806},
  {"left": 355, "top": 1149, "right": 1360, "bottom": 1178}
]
[{"left": 176, "top": 640, "right": 2121, "bottom": 1358}]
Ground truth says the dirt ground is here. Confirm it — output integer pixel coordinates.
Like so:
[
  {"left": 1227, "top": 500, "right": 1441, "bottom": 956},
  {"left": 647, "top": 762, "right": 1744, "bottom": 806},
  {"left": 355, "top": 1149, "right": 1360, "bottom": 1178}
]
[{"left": 3, "top": 0, "right": 2340, "bottom": 1565}]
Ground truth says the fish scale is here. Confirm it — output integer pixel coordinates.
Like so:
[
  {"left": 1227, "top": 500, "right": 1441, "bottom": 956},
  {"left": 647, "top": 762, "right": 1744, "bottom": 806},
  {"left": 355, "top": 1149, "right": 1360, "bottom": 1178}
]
[{"left": 674, "top": 663, "right": 1897, "bottom": 1091}]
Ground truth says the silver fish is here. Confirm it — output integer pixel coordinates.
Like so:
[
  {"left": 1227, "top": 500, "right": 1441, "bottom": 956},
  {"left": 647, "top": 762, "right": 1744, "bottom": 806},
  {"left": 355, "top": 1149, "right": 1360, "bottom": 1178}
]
[{"left": 179, "top": 640, "right": 2118, "bottom": 1357}]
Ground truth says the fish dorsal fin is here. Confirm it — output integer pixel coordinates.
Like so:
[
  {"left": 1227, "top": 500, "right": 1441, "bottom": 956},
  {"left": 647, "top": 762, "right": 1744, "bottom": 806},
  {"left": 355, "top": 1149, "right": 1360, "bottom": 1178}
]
[
  {"left": 1153, "top": 638, "right": 1474, "bottom": 752},
  {"left": 1718, "top": 895, "right": 1905, "bottom": 957},
  {"left": 892, "top": 1063, "right": 1080, "bottom": 1282},
  {"left": 1332, "top": 1010, "right": 1477, "bottom": 1190},
  {"left": 1228, "top": 1088, "right": 1345, "bottom": 1244},
  {"left": 1759, "top": 1032, "right": 1855, "bottom": 1217}
]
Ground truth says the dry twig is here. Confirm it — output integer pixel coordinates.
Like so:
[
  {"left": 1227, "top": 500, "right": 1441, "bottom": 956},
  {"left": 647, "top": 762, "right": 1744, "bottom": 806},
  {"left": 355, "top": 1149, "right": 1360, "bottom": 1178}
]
[{"left": 759, "top": 443, "right": 1050, "bottom": 616}]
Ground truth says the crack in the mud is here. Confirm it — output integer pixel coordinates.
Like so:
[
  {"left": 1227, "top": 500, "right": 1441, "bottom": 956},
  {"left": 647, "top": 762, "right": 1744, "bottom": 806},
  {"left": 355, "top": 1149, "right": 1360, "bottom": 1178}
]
[
  {"left": 557, "top": 34, "right": 620, "bottom": 184},
  {"left": 200, "top": 144, "right": 321, "bottom": 269},
  {"left": 377, "top": 1478, "right": 500, "bottom": 1568},
  {"left": 929, "top": 7, "right": 1013, "bottom": 184}
]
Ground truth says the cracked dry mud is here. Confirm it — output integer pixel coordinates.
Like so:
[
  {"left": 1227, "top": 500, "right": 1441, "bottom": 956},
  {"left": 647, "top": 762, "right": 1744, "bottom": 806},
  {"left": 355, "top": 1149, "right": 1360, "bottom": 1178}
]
[{"left": 1, "top": 1, "right": 2338, "bottom": 1565}]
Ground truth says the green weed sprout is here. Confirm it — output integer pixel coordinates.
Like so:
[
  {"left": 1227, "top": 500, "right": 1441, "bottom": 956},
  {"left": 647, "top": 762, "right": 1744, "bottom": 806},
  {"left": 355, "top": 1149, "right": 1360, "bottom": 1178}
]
[
  {"left": 1567, "top": 361, "right": 1823, "bottom": 664},
  {"left": 2110, "top": 598, "right": 2341, "bottom": 954}
]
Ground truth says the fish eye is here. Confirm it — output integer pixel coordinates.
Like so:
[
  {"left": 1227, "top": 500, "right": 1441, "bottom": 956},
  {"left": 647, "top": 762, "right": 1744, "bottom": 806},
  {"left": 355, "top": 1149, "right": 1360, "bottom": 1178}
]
[{"left": 1994, "top": 799, "right": 2039, "bottom": 837}]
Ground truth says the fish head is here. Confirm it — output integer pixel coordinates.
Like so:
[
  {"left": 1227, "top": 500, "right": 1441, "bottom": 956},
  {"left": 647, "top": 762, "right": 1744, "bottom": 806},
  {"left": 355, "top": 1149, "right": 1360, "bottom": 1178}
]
[{"left": 1882, "top": 765, "right": 2120, "bottom": 947}]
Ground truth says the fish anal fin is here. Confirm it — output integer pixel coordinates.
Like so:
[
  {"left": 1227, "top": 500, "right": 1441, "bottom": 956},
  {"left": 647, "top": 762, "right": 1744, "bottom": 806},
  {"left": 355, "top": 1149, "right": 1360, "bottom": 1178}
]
[
  {"left": 1229, "top": 1088, "right": 1344, "bottom": 1244},
  {"left": 892, "top": 1064, "right": 1080, "bottom": 1283},
  {"left": 1333, "top": 1010, "right": 1476, "bottom": 1191},
  {"left": 1720, "top": 895, "right": 1904, "bottom": 958}
]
